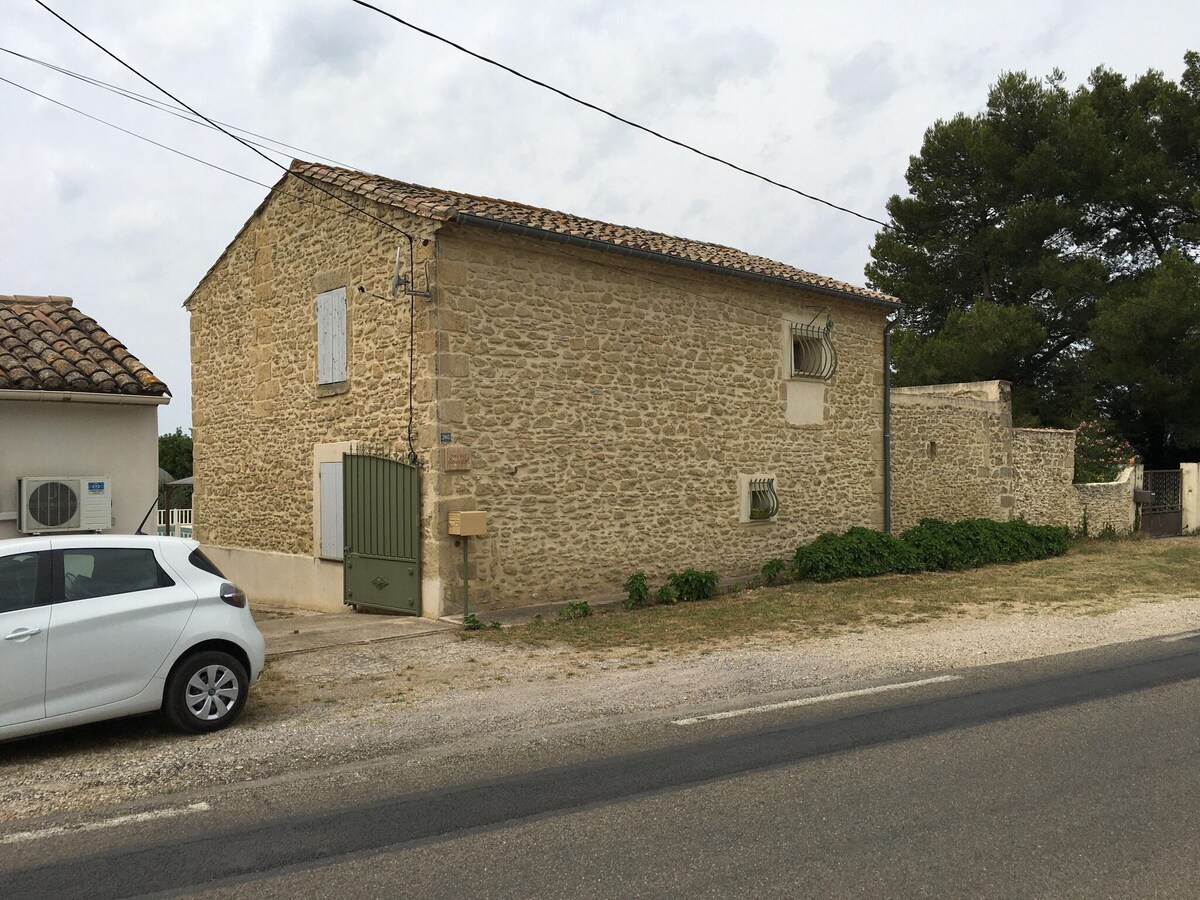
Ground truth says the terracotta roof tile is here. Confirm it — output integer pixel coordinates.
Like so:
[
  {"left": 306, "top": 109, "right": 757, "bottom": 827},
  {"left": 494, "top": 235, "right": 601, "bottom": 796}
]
[
  {"left": 0, "top": 296, "right": 169, "bottom": 396},
  {"left": 289, "top": 161, "right": 899, "bottom": 307}
]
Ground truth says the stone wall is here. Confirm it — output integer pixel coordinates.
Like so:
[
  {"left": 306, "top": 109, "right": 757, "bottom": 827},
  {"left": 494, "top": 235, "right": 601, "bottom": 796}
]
[
  {"left": 891, "top": 381, "right": 1137, "bottom": 534},
  {"left": 433, "top": 225, "right": 891, "bottom": 610},
  {"left": 188, "top": 178, "right": 444, "bottom": 610},
  {"left": 1012, "top": 429, "right": 1136, "bottom": 534},
  {"left": 890, "top": 382, "right": 1013, "bottom": 531}
]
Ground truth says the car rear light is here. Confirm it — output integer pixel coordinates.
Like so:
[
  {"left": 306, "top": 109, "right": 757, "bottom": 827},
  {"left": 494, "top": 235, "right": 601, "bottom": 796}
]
[{"left": 219, "top": 582, "right": 247, "bottom": 608}]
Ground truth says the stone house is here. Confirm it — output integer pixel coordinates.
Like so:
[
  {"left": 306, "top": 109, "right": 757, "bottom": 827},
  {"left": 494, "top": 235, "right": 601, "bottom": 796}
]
[
  {"left": 0, "top": 296, "right": 169, "bottom": 539},
  {"left": 187, "top": 161, "right": 900, "bottom": 616}
]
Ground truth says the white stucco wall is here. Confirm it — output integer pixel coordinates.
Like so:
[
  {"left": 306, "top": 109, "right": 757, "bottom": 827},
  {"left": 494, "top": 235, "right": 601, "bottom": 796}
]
[{"left": 0, "top": 396, "right": 164, "bottom": 540}]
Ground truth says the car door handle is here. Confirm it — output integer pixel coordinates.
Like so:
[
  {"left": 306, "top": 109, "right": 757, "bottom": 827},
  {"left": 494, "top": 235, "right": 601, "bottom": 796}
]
[{"left": 3, "top": 628, "right": 42, "bottom": 641}]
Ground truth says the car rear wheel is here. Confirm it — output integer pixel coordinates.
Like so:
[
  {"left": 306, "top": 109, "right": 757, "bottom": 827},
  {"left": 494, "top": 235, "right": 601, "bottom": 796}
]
[{"left": 163, "top": 650, "right": 248, "bottom": 733}]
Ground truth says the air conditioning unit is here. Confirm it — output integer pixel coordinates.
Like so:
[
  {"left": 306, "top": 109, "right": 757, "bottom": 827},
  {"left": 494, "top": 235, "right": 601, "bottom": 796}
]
[{"left": 18, "top": 476, "right": 113, "bottom": 534}]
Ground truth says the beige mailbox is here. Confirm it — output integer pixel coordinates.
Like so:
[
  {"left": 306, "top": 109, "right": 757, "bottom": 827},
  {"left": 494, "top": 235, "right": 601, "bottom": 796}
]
[{"left": 448, "top": 510, "right": 487, "bottom": 536}]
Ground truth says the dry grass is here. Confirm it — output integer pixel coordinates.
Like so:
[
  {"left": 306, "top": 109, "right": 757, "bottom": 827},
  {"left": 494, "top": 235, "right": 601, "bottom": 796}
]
[{"left": 467, "top": 537, "right": 1200, "bottom": 652}]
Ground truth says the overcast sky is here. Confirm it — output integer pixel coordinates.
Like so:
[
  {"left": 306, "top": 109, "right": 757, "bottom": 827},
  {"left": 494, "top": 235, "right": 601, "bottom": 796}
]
[{"left": 3, "top": 0, "right": 1196, "bottom": 434}]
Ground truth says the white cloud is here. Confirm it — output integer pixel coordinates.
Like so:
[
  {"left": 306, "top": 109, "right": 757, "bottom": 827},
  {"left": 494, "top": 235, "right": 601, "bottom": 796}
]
[{"left": 2, "top": 0, "right": 1198, "bottom": 434}]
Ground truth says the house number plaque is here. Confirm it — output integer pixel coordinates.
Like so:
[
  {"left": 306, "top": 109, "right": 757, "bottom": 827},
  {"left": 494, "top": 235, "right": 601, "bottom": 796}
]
[{"left": 443, "top": 445, "right": 472, "bottom": 471}]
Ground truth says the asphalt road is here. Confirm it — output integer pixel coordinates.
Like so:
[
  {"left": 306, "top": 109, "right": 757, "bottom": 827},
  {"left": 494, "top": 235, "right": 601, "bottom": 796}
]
[{"left": 4, "top": 633, "right": 1199, "bottom": 898}]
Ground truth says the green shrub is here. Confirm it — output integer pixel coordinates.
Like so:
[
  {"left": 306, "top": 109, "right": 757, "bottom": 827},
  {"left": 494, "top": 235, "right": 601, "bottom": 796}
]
[
  {"left": 558, "top": 600, "right": 592, "bottom": 620},
  {"left": 667, "top": 568, "right": 719, "bottom": 602},
  {"left": 461, "top": 613, "right": 484, "bottom": 631},
  {"left": 761, "top": 557, "right": 787, "bottom": 585},
  {"left": 655, "top": 582, "right": 678, "bottom": 605},
  {"left": 622, "top": 572, "right": 651, "bottom": 609},
  {"left": 792, "top": 519, "right": 1071, "bottom": 584},
  {"left": 793, "top": 527, "right": 923, "bottom": 582},
  {"left": 899, "top": 518, "right": 980, "bottom": 570}
]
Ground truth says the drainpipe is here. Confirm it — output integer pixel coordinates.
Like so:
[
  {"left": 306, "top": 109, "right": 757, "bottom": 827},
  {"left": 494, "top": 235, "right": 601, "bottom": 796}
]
[{"left": 883, "top": 316, "right": 898, "bottom": 534}]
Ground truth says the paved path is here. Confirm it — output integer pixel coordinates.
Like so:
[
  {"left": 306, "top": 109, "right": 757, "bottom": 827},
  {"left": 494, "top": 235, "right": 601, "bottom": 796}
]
[{"left": 255, "top": 609, "right": 456, "bottom": 656}]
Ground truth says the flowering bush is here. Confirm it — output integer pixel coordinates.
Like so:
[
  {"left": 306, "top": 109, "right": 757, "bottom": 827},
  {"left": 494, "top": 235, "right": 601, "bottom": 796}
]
[{"left": 1073, "top": 420, "right": 1137, "bottom": 483}]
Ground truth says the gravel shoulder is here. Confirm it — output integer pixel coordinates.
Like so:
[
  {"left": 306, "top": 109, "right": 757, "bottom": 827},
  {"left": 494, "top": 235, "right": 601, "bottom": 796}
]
[{"left": 3, "top": 589, "right": 1199, "bottom": 825}]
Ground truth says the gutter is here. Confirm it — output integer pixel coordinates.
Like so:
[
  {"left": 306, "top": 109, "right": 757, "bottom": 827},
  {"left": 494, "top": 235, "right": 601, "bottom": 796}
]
[
  {"left": 453, "top": 212, "right": 902, "bottom": 311},
  {"left": 883, "top": 316, "right": 897, "bottom": 534},
  {"left": 0, "top": 390, "right": 170, "bottom": 406}
]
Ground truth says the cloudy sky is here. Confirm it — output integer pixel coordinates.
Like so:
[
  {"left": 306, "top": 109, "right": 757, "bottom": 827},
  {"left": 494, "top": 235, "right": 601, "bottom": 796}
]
[{"left": 3, "top": 0, "right": 1196, "bottom": 434}]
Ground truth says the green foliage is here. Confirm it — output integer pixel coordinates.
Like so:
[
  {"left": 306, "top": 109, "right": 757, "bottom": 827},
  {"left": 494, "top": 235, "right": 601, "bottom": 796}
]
[
  {"left": 461, "top": 613, "right": 484, "bottom": 631},
  {"left": 558, "top": 601, "right": 592, "bottom": 620},
  {"left": 622, "top": 572, "right": 651, "bottom": 610},
  {"left": 897, "top": 518, "right": 981, "bottom": 570},
  {"left": 761, "top": 557, "right": 787, "bottom": 585},
  {"left": 793, "top": 520, "right": 1070, "bottom": 583},
  {"left": 654, "top": 583, "right": 677, "bottom": 605},
  {"left": 158, "top": 427, "right": 193, "bottom": 480},
  {"left": 794, "top": 527, "right": 923, "bottom": 582},
  {"left": 1073, "top": 419, "right": 1137, "bottom": 483},
  {"left": 666, "top": 569, "right": 719, "bottom": 602},
  {"left": 867, "top": 53, "right": 1200, "bottom": 459},
  {"left": 1089, "top": 253, "right": 1200, "bottom": 463},
  {"left": 901, "top": 518, "right": 1069, "bottom": 569},
  {"left": 891, "top": 302, "right": 1047, "bottom": 390}
]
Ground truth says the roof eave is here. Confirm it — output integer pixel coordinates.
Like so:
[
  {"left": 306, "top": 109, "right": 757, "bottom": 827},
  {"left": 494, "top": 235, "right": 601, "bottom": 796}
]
[
  {"left": 452, "top": 212, "right": 901, "bottom": 310},
  {"left": 0, "top": 389, "right": 170, "bottom": 406}
]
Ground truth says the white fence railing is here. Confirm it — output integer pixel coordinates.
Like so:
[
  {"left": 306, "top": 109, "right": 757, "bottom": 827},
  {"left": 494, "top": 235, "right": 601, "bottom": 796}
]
[{"left": 157, "top": 508, "right": 194, "bottom": 539}]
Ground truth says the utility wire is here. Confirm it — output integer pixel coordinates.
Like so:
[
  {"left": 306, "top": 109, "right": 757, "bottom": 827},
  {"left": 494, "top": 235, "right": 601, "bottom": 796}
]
[
  {"left": 0, "top": 45, "right": 352, "bottom": 168},
  {"left": 0, "top": 73, "right": 415, "bottom": 243},
  {"left": 34, "top": 0, "right": 415, "bottom": 243},
  {"left": 347, "top": 0, "right": 891, "bottom": 230},
  {"left": 25, "top": 1, "right": 1166, "bottom": 324},
  {"left": 0, "top": 74, "right": 269, "bottom": 190}
]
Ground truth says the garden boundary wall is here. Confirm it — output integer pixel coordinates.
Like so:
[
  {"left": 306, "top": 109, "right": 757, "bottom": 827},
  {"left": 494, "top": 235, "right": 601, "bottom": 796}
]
[{"left": 891, "top": 381, "right": 1138, "bottom": 534}]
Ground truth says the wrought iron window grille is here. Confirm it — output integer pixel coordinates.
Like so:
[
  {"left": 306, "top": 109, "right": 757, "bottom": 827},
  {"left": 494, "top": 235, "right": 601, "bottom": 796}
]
[
  {"left": 791, "top": 315, "right": 838, "bottom": 380},
  {"left": 749, "top": 477, "right": 779, "bottom": 521}
]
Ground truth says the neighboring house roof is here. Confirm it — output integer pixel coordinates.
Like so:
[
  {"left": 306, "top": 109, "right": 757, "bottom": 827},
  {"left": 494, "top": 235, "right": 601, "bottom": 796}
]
[
  {"left": 0, "top": 295, "right": 169, "bottom": 396},
  {"left": 194, "top": 160, "right": 897, "bottom": 309}
]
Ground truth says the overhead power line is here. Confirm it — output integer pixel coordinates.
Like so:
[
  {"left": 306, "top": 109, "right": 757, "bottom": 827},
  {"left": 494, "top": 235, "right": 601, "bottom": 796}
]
[
  {"left": 0, "top": 73, "right": 269, "bottom": 188},
  {"left": 34, "top": 0, "right": 416, "bottom": 243},
  {"left": 347, "top": 0, "right": 890, "bottom": 230},
  {"left": 0, "top": 45, "right": 352, "bottom": 168},
  {"left": 0, "top": 73, "right": 419, "bottom": 242}
]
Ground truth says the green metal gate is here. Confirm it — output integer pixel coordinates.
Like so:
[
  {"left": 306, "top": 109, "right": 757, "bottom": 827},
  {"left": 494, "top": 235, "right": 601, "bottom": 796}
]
[{"left": 343, "top": 451, "right": 421, "bottom": 615}]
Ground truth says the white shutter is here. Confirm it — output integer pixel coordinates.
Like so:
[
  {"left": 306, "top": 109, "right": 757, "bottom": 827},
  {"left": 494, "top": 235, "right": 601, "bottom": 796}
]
[
  {"left": 319, "top": 461, "right": 344, "bottom": 560},
  {"left": 316, "top": 287, "right": 347, "bottom": 384}
]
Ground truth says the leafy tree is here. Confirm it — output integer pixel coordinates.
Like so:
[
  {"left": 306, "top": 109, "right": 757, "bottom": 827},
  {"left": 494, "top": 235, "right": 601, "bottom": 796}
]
[
  {"left": 1089, "top": 253, "right": 1200, "bottom": 464},
  {"left": 158, "top": 427, "right": 193, "bottom": 480},
  {"left": 869, "top": 52, "right": 1200, "bottom": 461}
]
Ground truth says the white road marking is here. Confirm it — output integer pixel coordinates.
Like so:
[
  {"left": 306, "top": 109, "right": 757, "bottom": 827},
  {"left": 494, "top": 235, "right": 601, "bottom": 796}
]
[
  {"left": 0, "top": 801, "right": 210, "bottom": 845},
  {"left": 672, "top": 675, "right": 962, "bottom": 726},
  {"left": 1160, "top": 631, "right": 1200, "bottom": 643}
]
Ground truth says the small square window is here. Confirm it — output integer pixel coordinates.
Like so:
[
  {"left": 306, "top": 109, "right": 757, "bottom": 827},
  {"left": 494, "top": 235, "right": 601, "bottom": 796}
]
[
  {"left": 738, "top": 473, "right": 779, "bottom": 524},
  {"left": 790, "top": 317, "right": 837, "bottom": 380}
]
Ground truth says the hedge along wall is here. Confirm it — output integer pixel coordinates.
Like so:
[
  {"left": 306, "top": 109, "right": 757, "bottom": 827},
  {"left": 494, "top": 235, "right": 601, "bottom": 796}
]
[{"left": 891, "top": 380, "right": 1138, "bottom": 534}]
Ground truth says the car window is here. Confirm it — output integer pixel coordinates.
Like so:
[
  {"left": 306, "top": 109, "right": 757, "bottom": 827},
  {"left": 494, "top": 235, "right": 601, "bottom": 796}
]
[
  {"left": 187, "top": 548, "right": 225, "bottom": 578},
  {"left": 0, "top": 552, "right": 44, "bottom": 613},
  {"left": 61, "top": 548, "right": 175, "bottom": 602}
]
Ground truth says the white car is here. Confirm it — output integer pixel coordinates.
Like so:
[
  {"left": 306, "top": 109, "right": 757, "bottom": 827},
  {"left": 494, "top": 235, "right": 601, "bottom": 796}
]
[{"left": 0, "top": 534, "right": 265, "bottom": 741}]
